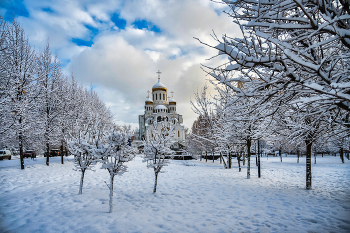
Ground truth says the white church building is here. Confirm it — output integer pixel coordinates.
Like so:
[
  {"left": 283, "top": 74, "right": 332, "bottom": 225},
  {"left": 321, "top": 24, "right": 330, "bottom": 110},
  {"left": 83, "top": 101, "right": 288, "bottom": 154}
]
[{"left": 138, "top": 71, "right": 185, "bottom": 143}]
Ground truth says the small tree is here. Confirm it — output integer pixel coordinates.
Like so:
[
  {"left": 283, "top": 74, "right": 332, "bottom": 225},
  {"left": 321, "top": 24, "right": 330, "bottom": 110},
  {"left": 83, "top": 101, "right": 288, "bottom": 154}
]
[
  {"left": 69, "top": 132, "right": 99, "bottom": 195},
  {"left": 143, "top": 121, "right": 175, "bottom": 193},
  {"left": 68, "top": 114, "right": 108, "bottom": 195},
  {"left": 101, "top": 129, "right": 136, "bottom": 213}
]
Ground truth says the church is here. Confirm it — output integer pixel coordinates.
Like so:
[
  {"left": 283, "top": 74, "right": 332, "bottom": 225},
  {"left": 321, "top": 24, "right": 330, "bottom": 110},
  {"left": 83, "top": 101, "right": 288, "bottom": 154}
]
[{"left": 138, "top": 71, "right": 185, "bottom": 143}]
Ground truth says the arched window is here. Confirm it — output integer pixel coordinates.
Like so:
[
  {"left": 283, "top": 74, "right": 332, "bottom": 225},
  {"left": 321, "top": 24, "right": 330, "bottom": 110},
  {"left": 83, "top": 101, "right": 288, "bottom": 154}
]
[
  {"left": 157, "top": 116, "right": 162, "bottom": 122},
  {"left": 159, "top": 93, "right": 161, "bottom": 100},
  {"left": 163, "top": 94, "right": 165, "bottom": 100},
  {"left": 156, "top": 94, "right": 157, "bottom": 100},
  {"left": 178, "top": 131, "right": 180, "bottom": 137}
]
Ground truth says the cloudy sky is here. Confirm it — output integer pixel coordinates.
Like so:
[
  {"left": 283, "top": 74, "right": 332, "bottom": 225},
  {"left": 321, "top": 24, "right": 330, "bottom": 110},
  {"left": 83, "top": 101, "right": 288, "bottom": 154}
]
[{"left": 0, "top": 0, "right": 240, "bottom": 129}]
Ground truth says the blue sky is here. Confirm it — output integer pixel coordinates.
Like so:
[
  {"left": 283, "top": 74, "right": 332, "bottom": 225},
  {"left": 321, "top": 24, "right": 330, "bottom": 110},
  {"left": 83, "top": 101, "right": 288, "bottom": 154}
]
[{"left": 0, "top": 0, "right": 238, "bottom": 129}]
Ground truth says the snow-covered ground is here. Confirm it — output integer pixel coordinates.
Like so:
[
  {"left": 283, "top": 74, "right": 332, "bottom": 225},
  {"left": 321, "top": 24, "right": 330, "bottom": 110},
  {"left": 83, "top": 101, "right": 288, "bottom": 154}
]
[{"left": 0, "top": 155, "right": 349, "bottom": 233}]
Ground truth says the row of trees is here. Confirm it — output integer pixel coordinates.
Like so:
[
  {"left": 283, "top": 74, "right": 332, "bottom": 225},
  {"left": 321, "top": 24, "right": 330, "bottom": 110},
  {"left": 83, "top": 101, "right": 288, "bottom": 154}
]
[
  {"left": 189, "top": 0, "right": 350, "bottom": 189},
  {"left": 0, "top": 18, "right": 113, "bottom": 169}
]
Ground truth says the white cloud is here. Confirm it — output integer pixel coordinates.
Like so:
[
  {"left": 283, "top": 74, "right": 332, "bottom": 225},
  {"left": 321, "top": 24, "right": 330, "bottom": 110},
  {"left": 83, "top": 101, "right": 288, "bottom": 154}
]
[
  {"left": 144, "top": 50, "right": 161, "bottom": 62},
  {"left": 9, "top": 0, "right": 240, "bottom": 130}
]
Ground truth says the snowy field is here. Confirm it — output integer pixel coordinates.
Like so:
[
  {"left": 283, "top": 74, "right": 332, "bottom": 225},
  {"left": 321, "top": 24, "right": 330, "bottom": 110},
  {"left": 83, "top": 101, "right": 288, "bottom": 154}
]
[{"left": 0, "top": 155, "right": 349, "bottom": 233}]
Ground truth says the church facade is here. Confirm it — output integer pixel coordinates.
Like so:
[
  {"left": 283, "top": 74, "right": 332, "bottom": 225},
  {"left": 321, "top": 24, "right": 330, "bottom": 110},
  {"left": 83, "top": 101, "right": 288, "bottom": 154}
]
[{"left": 138, "top": 71, "right": 185, "bottom": 143}]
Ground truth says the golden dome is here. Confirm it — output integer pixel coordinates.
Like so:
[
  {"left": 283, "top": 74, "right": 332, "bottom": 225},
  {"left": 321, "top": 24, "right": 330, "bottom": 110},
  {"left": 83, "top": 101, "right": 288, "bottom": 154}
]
[
  {"left": 169, "top": 96, "right": 176, "bottom": 105},
  {"left": 152, "top": 78, "right": 167, "bottom": 92},
  {"left": 145, "top": 97, "right": 153, "bottom": 104}
]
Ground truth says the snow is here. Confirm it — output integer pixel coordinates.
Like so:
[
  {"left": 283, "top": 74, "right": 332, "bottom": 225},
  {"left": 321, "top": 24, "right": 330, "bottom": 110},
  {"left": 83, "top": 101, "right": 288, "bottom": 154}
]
[
  {"left": 1, "top": 155, "right": 349, "bottom": 232},
  {"left": 152, "top": 80, "right": 167, "bottom": 90},
  {"left": 154, "top": 105, "right": 168, "bottom": 110},
  {"left": 145, "top": 97, "right": 153, "bottom": 102}
]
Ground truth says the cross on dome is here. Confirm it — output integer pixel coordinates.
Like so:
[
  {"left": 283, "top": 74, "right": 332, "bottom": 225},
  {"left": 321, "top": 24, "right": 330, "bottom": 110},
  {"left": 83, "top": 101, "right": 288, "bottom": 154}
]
[
  {"left": 156, "top": 70, "right": 161, "bottom": 80},
  {"left": 152, "top": 70, "right": 167, "bottom": 91},
  {"left": 147, "top": 90, "right": 151, "bottom": 98}
]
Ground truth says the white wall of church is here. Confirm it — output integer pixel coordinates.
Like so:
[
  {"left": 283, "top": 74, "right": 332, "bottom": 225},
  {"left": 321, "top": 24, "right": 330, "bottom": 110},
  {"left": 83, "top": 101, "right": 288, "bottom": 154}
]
[{"left": 138, "top": 74, "right": 185, "bottom": 143}]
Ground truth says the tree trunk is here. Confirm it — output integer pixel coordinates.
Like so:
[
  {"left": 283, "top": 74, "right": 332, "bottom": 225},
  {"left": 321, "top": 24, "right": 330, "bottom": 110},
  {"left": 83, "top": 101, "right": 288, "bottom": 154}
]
[
  {"left": 228, "top": 152, "right": 232, "bottom": 169},
  {"left": 60, "top": 141, "right": 64, "bottom": 164},
  {"left": 220, "top": 152, "right": 227, "bottom": 168},
  {"left": 212, "top": 151, "right": 215, "bottom": 163},
  {"left": 340, "top": 148, "right": 344, "bottom": 163},
  {"left": 247, "top": 139, "right": 251, "bottom": 179},
  {"left": 258, "top": 140, "right": 261, "bottom": 178},
  {"left": 109, "top": 174, "right": 114, "bottom": 213},
  {"left": 46, "top": 102, "right": 50, "bottom": 166},
  {"left": 18, "top": 116, "right": 25, "bottom": 170},
  {"left": 314, "top": 151, "right": 317, "bottom": 164},
  {"left": 205, "top": 151, "right": 207, "bottom": 162},
  {"left": 306, "top": 140, "right": 312, "bottom": 190},
  {"left": 19, "top": 130, "right": 24, "bottom": 170},
  {"left": 153, "top": 172, "right": 158, "bottom": 193},
  {"left": 279, "top": 148, "right": 282, "bottom": 162},
  {"left": 237, "top": 153, "right": 241, "bottom": 172},
  {"left": 297, "top": 148, "right": 300, "bottom": 163},
  {"left": 79, "top": 169, "right": 85, "bottom": 194},
  {"left": 242, "top": 151, "right": 245, "bottom": 166},
  {"left": 46, "top": 141, "right": 50, "bottom": 166}
]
